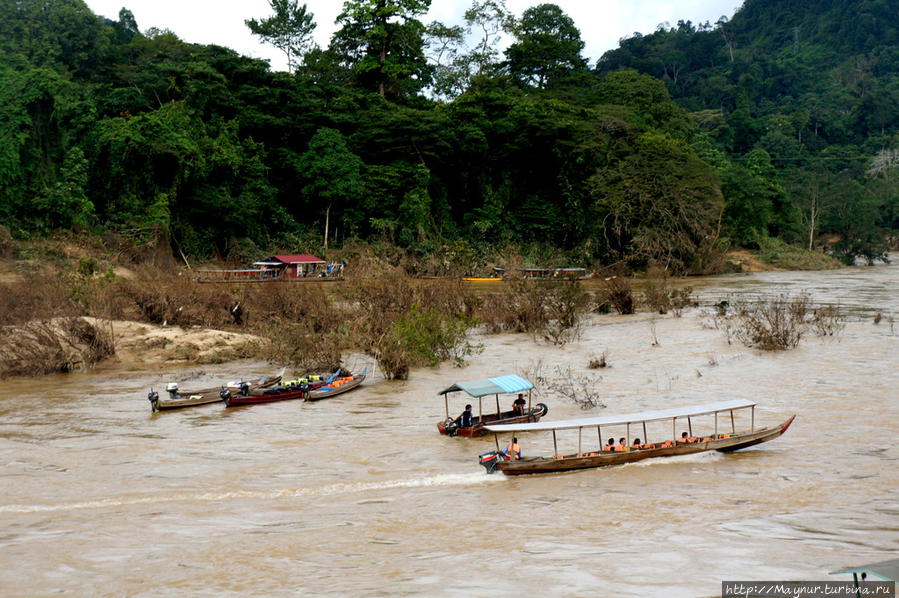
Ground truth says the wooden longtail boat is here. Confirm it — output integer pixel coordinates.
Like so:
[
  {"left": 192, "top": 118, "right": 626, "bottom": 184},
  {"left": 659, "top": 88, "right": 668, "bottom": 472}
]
[
  {"left": 436, "top": 374, "right": 548, "bottom": 437},
  {"left": 479, "top": 399, "right": 795, "bottom": 476},
  {"left": 224, "top": 385, "right": 307, "bottom": 407},
  {"left": 148, "top": 371, "right": 284, "bottom": 412},
  {"left": 224, "top": 371, "right": 343, "bottom": 407},
  {"left": 304, "top": 372, "right": 366, "bottom": 402}
]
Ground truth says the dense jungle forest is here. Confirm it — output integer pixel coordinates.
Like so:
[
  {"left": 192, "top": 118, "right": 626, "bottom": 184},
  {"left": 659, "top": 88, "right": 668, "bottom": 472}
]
[{"left": 1, "top": 0, "right": 897, "bottom": 274}]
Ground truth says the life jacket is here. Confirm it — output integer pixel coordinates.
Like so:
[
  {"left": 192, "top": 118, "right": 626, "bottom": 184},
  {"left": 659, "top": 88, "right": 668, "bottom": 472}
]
[{"left": 617, "top": 444, "right": 629, "bottom": 452}]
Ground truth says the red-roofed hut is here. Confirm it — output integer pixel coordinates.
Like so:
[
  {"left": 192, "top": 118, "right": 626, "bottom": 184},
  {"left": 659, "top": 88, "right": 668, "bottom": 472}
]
[{"left": 254, "top": 254, "right": 326, "bottom": 279}]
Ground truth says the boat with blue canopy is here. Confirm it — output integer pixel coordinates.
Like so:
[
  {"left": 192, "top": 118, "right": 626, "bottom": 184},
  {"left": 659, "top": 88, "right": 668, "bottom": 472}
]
[{"left": 437, "top": 374, "right": 548, "bottom": 437}]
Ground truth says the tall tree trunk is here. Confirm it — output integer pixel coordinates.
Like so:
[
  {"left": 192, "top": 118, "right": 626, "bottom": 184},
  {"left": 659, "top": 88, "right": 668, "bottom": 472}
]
[{"left": 324, "top": 204, "right": 331, "bottom": 250}]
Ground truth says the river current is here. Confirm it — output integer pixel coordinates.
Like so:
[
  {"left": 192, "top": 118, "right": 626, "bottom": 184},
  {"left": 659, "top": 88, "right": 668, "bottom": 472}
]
[{"left": 1, "top": 260, "right": 897, "bottom": 597}]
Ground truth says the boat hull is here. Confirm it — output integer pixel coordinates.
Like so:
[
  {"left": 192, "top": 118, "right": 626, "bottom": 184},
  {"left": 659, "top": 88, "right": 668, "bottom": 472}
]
[
  {"left": 304, "top": 374, "right": 365, "bottom": 401},
  {"left": 224, "top": 387, "right": 306, "bottom": 406},
  {"left": 150, "top": 374, "right": 283, "bottom": 411},
  {"left": 438, "top": 404, "right": 549, "bottom": 437},
  {"left": 495, "top": 416, "right": 795, "bottom": 476}
]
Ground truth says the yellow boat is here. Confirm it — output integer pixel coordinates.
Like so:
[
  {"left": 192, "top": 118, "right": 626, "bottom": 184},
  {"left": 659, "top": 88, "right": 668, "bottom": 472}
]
[{"left": 461, "top": 277, "right": 504, "bottom": 282}]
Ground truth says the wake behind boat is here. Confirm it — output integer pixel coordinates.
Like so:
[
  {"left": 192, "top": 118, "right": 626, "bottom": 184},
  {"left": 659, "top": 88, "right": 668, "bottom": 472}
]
[{"left": 479, "top": 399, "right": 794, "bottom": 475}]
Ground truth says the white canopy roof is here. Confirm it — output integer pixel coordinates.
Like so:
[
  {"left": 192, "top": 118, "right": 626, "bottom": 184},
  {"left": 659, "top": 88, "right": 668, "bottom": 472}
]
[{"left": 485, "top": 399, "right": 756, "bottom": 433}]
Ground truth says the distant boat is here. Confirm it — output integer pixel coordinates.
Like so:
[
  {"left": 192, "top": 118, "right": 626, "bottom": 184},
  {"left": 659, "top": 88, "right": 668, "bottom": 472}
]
[
  {"left": 304, "top": 371, "right": 366, "bottom": 402},
  {"left": 148, "top": 371, "right": 284, "bottom": 412},
  {"left": 461, "top": 267, "right": 591, "bottom": 282},
  {"left": 437, "top": 374, "right": 548, "bottom": 437},
  {"left": 479, "top": 399, "right": 795, "bottom": 475}
]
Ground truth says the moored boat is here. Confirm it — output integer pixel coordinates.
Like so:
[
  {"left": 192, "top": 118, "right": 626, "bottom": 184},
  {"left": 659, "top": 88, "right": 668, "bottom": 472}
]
[
  {"left": 304, "top": 372, "right": 366, "bottom": 402},
  {"left": 479, "top": 399, "right": 794, "bottom": 475},
  {"left": 223, "top": 384, "right": 308, "bottom": 407},
  {"left": 437, "top": 374, "right": 548, "bottom": 437},
  {"left": 148, "top": 371, "right": 284, "bottom": 412}
]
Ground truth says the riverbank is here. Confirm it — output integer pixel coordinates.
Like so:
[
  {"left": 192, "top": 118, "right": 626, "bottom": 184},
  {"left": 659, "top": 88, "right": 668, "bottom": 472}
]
[{"left": 1, "top": 260, "right": 896, "bottom": 597}]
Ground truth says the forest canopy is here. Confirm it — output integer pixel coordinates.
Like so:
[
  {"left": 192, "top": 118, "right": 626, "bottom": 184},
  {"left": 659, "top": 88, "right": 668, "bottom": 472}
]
[{"left": 1, "top": 0, "right": 896, "bottom": 272}]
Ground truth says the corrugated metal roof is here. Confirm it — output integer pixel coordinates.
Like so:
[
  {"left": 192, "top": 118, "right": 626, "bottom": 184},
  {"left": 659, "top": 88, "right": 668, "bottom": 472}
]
[
  {"left": 486, "top": 399, "right": 756, "bottom": 432},
  {"left": 438, "top": 375, "right": 534, "bottom": 398},
  {"left": 269, "top": 254, "right": 325, "bottom": 264}
]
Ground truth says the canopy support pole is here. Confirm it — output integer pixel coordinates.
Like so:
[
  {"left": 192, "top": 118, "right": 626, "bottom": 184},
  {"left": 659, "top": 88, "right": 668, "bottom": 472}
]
[
  {"left": 688, "top": 417, "right": 693, "bottom": 437},
  {"left": 626, "top": 422, "right": 630, "bottom": 446},
  {"left": 478, "top": 398, "right": 483, "bottom": 423},
  {"left": 598, "top": 426, "right": 602, "bottom": 448},
  {"left": 444, "top": 394, "right": 449, "bottom": 419},
  {"left": 494, "top": 434, "right": 500, "bottom": 452},
  {"left": 642, "top": 421, "right": 648, "bottom": 444},
  {"left": 730, "top": 410, "right": 736, "bottom": 434},
  {"left": 751, "top": 406, "right": 755, "bottom": 432},
  {"left": 552, "top": 430, "right": 558, "bottom": 457},
  {"left": 672, "top": 418, "right": 676, "bottom": 442},
  {"left": 495, "top": 394, "right": 500, "bottom": 416},
  {"left": 578, "top": 427, "right": 582, "bottom": 455},
  {"left": 715, "top": 412, "right": 718, "bottom": 438}
]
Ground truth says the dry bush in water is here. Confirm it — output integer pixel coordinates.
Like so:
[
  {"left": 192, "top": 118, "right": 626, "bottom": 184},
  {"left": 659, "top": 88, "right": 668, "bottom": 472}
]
[
  {"left": 639, "top": 268, "right": 694, "bottom": 317},
  {"left": 712, "top": 294, "right": 845, "bottom": 350},
  {"left": 477, "top": 279, "right": 548, "bottom": 334},
  {"left": 540, "top": 282, "right": 592, "bottom": 346},
  {"left": 0, "top": 317, "right": 115, "bottom": 377},
  {"left": 599, "top": 276, "right": 635, "bottom": 315},
  {"left": 342, "top": 275, "right": 481, "bottom": 379},
  {"left": 521, "top": 360, "right": 605, "bottom": 410},
  {"left": 477, "top": 280, "right": 592, "bottom": 345},
  {"left": 811, "top": 304, "right": 846, "bottom": 337},
  {"left": 588, "top": 350, "right": 609, "bottom": 369}
]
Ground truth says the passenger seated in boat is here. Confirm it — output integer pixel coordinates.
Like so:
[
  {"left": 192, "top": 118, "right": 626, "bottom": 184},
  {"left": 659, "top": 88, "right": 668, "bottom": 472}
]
[
  {"left": 677, "top": 431, "right": 699, "bottom": 444},
  {"left": 604, "top": 437, "right": 617, "bottom": 451},
  {"left": 660, "top": 439, "right": 675, "bottom": 448},
  {"left": 456, "top": 404, "right": 473, "bottom": 428},
  {"left": 631, "top": 438, "right": 648, "bottom": 450},
  {"left": 617, "top": 437, "right": 629, "bottom": 452},
  {"left": 512, "top": 394, "right": 527, "bottom": 416},
  {"left": 502, "top": 437, "right": 521, "bottom": 460}
]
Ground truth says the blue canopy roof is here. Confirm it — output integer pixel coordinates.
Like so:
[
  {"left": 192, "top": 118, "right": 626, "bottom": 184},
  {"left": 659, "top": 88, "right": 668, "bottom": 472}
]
[{"left": 438, "top": 375, "right": 534, "bottom": 398}]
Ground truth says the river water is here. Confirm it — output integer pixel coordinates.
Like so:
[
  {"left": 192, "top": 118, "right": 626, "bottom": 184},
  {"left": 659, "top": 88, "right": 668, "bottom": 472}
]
[{"left": 1, "top": 260, "right": 897, "bottom": 597}]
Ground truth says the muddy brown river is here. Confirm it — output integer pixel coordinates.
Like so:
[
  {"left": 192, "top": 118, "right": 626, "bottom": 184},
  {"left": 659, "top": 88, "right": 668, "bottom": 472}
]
[{"left": 1, "top": 260, "right": 897, "bottom": 597}]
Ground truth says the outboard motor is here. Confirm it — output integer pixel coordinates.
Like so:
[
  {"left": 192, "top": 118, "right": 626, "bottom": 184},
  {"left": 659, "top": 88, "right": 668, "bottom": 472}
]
[
  {"left": 444, "top": 417, "right": 459, "bottom": 437},
  {"left": 219, "top": 387, "right": 231, "bottom": 406},
  {"left": 299, "top": 381, "right": 309, "bottom": 396},
  {"left": 165, "top": 382, "right": 179, "bottom": 398},
  {"left": 147, "top": 390, "right": 159, "bottom": 412},
  {"left": 478, "top": 450, "right": 504, "bottom": 474}
]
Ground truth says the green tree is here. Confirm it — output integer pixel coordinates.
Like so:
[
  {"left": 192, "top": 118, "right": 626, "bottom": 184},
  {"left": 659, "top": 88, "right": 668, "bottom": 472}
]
[
  {"left": 504, "top": 3, "right": 587, "bottom": 89},
  {"left": 331, "top": 0, "right": 432, "bottom": 98},
  {"left": 245, "top": 0, "right": 317, "bottom": 72},
  {"left": 296, "top": 128, "right": 365, "bottom": 246},
  {"left": 588, "top": 132, "right": 724, "bottom": 273}
]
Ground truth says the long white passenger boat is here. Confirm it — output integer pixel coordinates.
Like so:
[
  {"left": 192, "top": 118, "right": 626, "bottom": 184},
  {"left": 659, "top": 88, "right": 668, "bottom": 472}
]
[{"left": 479, "top": 399, "right": 795, "bottom": 476}]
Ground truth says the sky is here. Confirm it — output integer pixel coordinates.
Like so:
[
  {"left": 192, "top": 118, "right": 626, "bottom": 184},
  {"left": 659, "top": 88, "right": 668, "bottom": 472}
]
[{"left": 83, "top": 0, "right": 744, "bottom": 72}]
